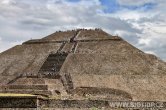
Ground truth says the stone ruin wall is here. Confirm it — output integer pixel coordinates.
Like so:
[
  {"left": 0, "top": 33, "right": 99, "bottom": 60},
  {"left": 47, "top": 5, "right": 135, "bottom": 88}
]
[{"left": 70, "top": 74, "right": 166, "bottom": 101}]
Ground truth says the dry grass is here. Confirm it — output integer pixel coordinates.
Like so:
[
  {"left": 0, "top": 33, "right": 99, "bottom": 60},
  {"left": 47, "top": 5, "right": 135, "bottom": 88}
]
[{"left": 0, "top": 93, "right": 36, "bottom": 97}]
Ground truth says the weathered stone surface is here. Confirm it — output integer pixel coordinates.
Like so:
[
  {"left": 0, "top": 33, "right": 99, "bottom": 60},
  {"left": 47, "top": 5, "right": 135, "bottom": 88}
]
[
  {"left": 0, "top": 96, "right": 37, "bottom": 108},
  {"left": 0, "top": 29, "right": 166, "bottom": 109},
  {"left": 0, "top": 43, "right": 61, "bottom": 78},
  {"left": 74, "top": 29, "right": 111, "bottom": 40}
]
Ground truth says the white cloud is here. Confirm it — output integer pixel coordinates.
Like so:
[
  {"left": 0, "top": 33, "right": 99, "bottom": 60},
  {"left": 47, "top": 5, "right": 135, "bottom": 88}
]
[
  {"left": 0, "top": 38, "right": 22, "bottom": 53},
  {"left": 0, "top": 0, "right": 165, "bottom": 61},
  {"left": 117, "top": 0, "right": 155, "bottom": 6},
  {"left": 107, "top": 0, "right": 166, "bottom": 61},
  {"left": 1, "top": 0, "right": 11, "bottom": 4}
]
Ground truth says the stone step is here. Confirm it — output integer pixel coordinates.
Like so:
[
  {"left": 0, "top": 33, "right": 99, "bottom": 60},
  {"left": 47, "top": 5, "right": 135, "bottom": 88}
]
[
  {"left": 42, "top": 108, "right": 97, "bottom": 110},
  {"left": 41, "top": 61, "right": 64, "bottom": 66},
  {"left": 0, "top": 90, "right": 52, "bottom": 96},
  {"left": 39, "top": 99, "right": 109, "bottom": 108},
  {"left": 0, "top": 108, "right": 37, "bottom": 110},
  {"left": 40, "top": 64, "right": 62, "bottom": 72},
  {"left": 72, "top": 87, "right": 132, "bottom": 101},
  {"left": 11, "top": 78, "right": 45, "bottom": 85},
  {"left": 47, "top": 56, "right": 67, "bottom": 60},
  {"left": 0, "top": 85, "right": 48, "bottom": 90},
  {"left": 0, "top": 76, "right": 17, "bottom": 85},
  {"left": 0, "top": 96, "right": 37, "bottom": 108},
  {"left": 39, "top": 53, "right": 68, "bottom": 74}
]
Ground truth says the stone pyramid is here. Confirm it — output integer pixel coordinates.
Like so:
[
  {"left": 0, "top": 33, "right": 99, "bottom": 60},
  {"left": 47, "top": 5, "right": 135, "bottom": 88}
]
[{"left": 0, "top": 29, "right": 166, "bottom": 109}]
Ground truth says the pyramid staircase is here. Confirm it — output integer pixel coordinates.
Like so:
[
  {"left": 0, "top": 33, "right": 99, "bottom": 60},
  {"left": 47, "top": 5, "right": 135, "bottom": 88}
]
[
  {"left": 0, "top": 77, "right": 68, "bottom": 97},
  {"left": 38, "top": 52, "right": 68, "bottom": 78},
  {"left": 0, "top": 78, "right": 51, "bottom": 96},
  {"left": 0, "top": 51, "right": 69, "bottom": 97}
]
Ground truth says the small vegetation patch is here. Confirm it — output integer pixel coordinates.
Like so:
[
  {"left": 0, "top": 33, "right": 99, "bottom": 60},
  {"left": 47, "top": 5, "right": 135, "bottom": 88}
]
[{"left": 0, "top": 93, "right": 36, "bottom": 97}]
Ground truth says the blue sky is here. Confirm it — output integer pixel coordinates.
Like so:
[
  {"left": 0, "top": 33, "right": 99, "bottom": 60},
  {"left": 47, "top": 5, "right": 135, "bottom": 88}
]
[
  {"left": 0, "top": 0, "right": 166, "bottom": 61},
  {"left": 68, "top": 0, "right": 156, "bottom": 13},
  {"left": 100, "top": 0, "right": 120, "bottom": 13}
]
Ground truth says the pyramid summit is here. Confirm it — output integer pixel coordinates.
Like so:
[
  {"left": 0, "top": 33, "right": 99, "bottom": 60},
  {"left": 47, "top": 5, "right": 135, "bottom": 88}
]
[{"left": 0, "top": 29, "right": 166, "bottom": 109}]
